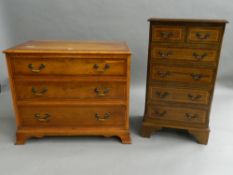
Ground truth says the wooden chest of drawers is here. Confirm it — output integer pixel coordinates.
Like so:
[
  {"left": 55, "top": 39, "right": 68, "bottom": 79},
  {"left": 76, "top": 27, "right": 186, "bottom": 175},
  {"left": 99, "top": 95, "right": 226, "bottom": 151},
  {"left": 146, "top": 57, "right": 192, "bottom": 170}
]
[
  {"left": 141, "top": 19, "right": 228, "bottom": 144},
  {"left": 3, "top": 40, "right": 131, "bottom": 144}
]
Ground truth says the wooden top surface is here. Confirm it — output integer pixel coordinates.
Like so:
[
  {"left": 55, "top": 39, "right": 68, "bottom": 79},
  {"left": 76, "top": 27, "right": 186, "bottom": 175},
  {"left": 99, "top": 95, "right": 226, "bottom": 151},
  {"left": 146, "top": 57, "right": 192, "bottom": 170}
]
[
  {"left": 148, "top": 18, "right": 228, "bottom": 23},
  {"left": 3, "top": 40, "right": 131, "bottom": 54}
]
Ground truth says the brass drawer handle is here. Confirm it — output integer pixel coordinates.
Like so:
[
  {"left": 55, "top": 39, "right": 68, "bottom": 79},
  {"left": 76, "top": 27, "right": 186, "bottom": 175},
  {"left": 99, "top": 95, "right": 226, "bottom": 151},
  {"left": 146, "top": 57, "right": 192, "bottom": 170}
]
[
  {"left": 195, "top": 32, "right": 210, "bottom": 40},
  {"left": 158, "top": 51, "right": 172, "bottom": 58},
  {"left": 95, "top": 112, "right": 111, "bottom": 121},
  {"left": 185, "top": 113, "right": 198, "bottom": 120},
  {"left": 156, "top": 91, "right": 169, "bottom": 98},
  {"left": 94, "top": 87, "right": 109, "bottom": 97},
  {"left": 34, "top": 113, "right": 50, "bottom": 122},
  {"left": 160, "top": 32, "right": 174, "bottom": 39},
  {"left": 190, "top": 73, "right": 203, "bottom": 80},
  {"left": 93, "top": 64, "right": 110, "bottom": 73},
  {"left": 154, "top": 110, "right": 167, "bottom": 117},
  {"left": 28, "top": 64, "right": 45, "bottom": 73},
  {"left": 157, "top": 71, "right": 170, "bottom": 78},
  {"left": 31, "top": 87, "right": 48, "bottom": 96},
  {"left": 188, "top": 94, "right": 201, "bottom": 101},
  {"left": 193, "top": 52, "right": 208, "bottom": 61}
]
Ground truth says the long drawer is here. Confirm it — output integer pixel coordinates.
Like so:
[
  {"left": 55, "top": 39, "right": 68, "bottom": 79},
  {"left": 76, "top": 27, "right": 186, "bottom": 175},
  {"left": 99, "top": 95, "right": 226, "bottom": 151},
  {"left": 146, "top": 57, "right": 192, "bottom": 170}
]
[
  {"left": 12, "top": 57, "right": 126, "bottom": 76},
  {"left": 15, "top": 81, "right": 126, "bottom": 101},
  {"left": 18, "top": 105, "right": 126, "bottom": 127},
  {"left": 151, "top": 65, "right": 214, "bottom": 84},
  {"left": 151, "top": 46, "right": 217, "bottom": 63},
  {"left": 150, "top": 86, "right": 210, "bottom": 105},
  {"left": 149, "top": 105, "right": 207, "bottom": 124}
]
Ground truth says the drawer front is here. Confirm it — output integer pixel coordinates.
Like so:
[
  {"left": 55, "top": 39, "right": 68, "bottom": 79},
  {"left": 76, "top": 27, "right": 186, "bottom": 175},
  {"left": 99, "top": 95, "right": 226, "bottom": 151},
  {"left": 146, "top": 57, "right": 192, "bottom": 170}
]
[
  {"left": 150, "top": 86, "right": 210, "bottom": 105},
  {"left": 149, "top": 105, "right": 207, "bottom": 124},
  {"left": 15, "top": 81, "right": 126, "bottom": 101},
  {"left": 151, "top": 65, "right": 214, "bottom": 84},
  {"left": 18, "top": 105, "right": 126, "bottom": 127},
  {"left": 187, "top": 27, "right": 222, "bottom": 43},
  {"left": 12, "top": 58, "right": 126, "bottom": 76},
  {"left": 151, "top": 26, "right": 185, "bottom": 42},
  {"left": 151, "top": 46, "right": 217, "bottom": 62}
]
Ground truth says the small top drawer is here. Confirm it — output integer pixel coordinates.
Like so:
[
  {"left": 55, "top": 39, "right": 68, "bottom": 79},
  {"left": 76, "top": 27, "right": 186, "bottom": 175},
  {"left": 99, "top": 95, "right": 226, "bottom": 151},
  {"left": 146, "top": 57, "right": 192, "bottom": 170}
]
[
  {"left": 11, "top": 57, "right": 126, "bottom": 76},
  {"left": 187, "top": 27, "right": 222, "bottom": 43},
  {"left": 151, "top": 26, "right": 185, "bottom": 42}
]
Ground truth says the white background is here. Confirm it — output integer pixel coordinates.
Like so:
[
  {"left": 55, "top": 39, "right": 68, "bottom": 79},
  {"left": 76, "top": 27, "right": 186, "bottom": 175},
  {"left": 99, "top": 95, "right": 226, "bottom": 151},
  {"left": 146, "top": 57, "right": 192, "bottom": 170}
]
[{"left": 0, "top": 0, "right": 233, "bottom": 175}]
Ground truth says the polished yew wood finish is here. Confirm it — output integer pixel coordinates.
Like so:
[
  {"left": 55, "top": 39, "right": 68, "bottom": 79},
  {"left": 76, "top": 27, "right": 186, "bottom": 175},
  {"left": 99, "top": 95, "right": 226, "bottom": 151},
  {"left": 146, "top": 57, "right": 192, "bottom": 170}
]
[
  {"left": 15, "top": 81, "right": 126, "bottom": 101},
  {"left": 12, "top": 57, "right": 126, "bottom": 76},
  {"left": 141, "top": 19, "right": 228, "bottom": 144},
  {"left": 3, "top": 40, "right": 131, "bottom": 144},
  {"left": 18, "top": 105, "right": 126, "bottom": 127}
]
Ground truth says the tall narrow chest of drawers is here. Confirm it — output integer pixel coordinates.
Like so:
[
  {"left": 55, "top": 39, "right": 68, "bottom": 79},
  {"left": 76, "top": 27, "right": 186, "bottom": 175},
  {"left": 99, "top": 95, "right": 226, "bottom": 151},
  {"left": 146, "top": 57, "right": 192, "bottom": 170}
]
[
  {"left": 141, "top": 19, "right": 227, "bottom": 144},
  {"left": 3, "top": 40, "right": 131, "bottom": 144}
]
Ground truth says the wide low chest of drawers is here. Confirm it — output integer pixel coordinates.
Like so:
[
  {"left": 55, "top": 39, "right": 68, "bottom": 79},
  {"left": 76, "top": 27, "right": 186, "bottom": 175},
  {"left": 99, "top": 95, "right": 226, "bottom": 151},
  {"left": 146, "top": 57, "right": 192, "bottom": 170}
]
[
  {"left": 3, "top": 40, "right": 131, "bottom": 144},
  {"left": 141, "top": 19, "right": 227, "bottom": 144}
]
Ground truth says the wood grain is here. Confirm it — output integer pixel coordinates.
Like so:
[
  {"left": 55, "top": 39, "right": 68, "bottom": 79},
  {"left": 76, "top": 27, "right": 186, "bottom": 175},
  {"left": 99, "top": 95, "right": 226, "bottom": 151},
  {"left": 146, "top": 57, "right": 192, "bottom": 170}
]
[{"left": 3, "top": 40, "right": 131, "bottom": 54}]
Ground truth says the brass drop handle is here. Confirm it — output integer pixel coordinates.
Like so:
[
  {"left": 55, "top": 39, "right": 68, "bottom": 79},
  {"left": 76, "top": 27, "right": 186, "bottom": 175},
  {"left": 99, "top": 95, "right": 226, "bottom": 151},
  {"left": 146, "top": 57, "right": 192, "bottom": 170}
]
[
  {"left": 95, "top": 112, "right": 111, "bottom": 121},
  {"left": 154, "top": 110, "right": 167, "bottom": 117},
  {"left": 195, "top": 32, "right": 210, "bottom": 40},
  {"left": 188, "top": 94, "right": 201, "bottom": 101},
  {"left": 94, "top": 87, "right": 109, "bottom": 97},
  {"left": 34, "top": 113, "right": 50, "bottom": 122},
  {"left": 160, "top": 31, "right": 174, "bottom": 39},
  {"left": 190, "top": 73, "right": 203, "bottom": 80},
  {"left": 185, "top": 113, "right": 198, "bottom": 120},
  {"left": 193, "top": 52, "right": 208, "bottom": 61},
  {"left": 93, "top": 64, "right": 110, "bottom": 73},
  {"left": 158, "top": 51, "right": 172, "bottom": 58},
  {"left": 31, "top": 87, "right": 48, "bottom": 96},
  {"left": 157, "top": 71, "right": 170, "bottom": 78},
  {"left": 28, "top": 64, "right": 45, "bottom": 73},
  {"left": 156, "top": 91, "right": 169, "bottom": 99}
]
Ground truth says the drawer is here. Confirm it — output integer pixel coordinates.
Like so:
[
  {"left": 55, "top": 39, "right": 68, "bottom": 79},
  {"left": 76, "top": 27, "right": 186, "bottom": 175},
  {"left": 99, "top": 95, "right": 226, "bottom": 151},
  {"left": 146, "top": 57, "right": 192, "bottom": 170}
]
[
  {"left": 151, "top": 46, "right": 217, "bottom": 62},
  {"left": 15, "top": 81, "right": 126, "bottom": 101},
  {"left": 151, "top": 65, "right": 214, "bottom": 84},
  {"left": 149, "top": 105, "right": 207, "bottom": 124},
  {"left": 150, "top": 86, "right": 210, "bottom": 105},
  {"left": 12, "top": 57, "right": 126, "bottom": 76},
  {"left": 187, "top": 27, "right": 222, "bottom": 43},
  {"left": 18, "top": 105, "right": 126, "bottom": 127},
  {"left": 151, "top": 26, "right": 185, "bottom": 42}
]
